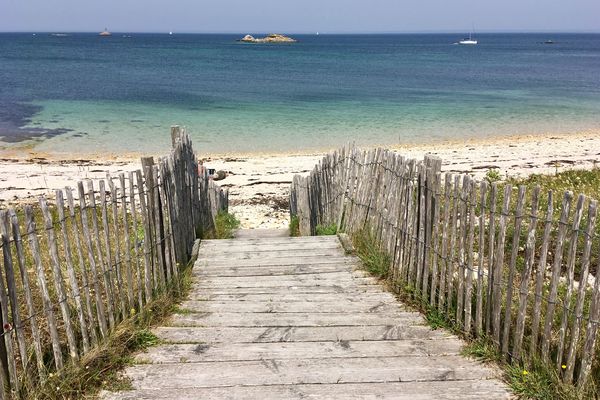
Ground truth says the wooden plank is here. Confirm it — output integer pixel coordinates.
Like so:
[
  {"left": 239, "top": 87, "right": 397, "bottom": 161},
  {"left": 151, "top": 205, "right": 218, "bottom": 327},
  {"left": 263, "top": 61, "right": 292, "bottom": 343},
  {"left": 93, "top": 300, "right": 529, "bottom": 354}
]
[
  {"left": 415, "top": 163, "right": 426, "bottom": 296},
  {"left": 187, "top": 291, "right": 397, "bottom": 303},
  {"left": 406, "top": 177, "right": 418, "bottom": 288},
  {"left": 136, "top": 170, "right": 154, "bottom": 300},
  {"left": 100, "top": 179, "right": 124, "bottom": 323},
  {"left": 66, "top": 187, "right": 99, "bottom": 346},
  {"left": 463, "top": 180, "right": 477, "bottom": 335},
  {"left": 150, "top": 164, "right": 165, "bottom": 287},
  {"left": 512, "top": 186, "right": 540, "bottom": 360},
  {"left": 200, "top": 242, "right": 343, "bottom": 253},
  {"left": 556, "top": 194, "right": 586, "bottom": 372},
  {"left": 157, "top": 165, "right": 176, "bottom": 286},
  {"left": 55, "top": 190, "right": 90, "bottom": 353},
  {"left": 529, "top": 191, "right": 553, "bottom": 358},
  {"left": 446, "top": 174, "right": 461, "bottom": 316},
  {"left": 564, "top": 200, "right": 597, "bottom": 382},
  {"left": 475, "top": 181, "right": 487, "bottom": 336},
  {"left": 485, "top": 183, "right": 498, "bottom": 335},
  {"left": 136, "top": 340, "right": 465, "bottom": 364},
  {"left": 153, "top": 324, "right": 453, "bottom": 344},
  {"left": 197, "top": 248, "right": 346, "bottom": 260},
  {"left": 102, "top": 380, "right": 511, "bottom": 400},
  {"left": 428, "top": 171, "right": 442, "bottom": 305},
  {"left": 196, "top": 257, "right": 359, "bottom": 269},
  {"left": 189, "top": 289, "right": 391, "bottom": 301},
  {"left": 128, "top": 171, "right": 144, "bottom": 308},
  {"left": 87, "top": 180, "right": 117, "bottom": 329},
  {"left": 119, "top": 173, "right": 135, "bottom": 311},
  {"left": 0, "top": 229, "right": 19, "bottom": 395},
  {"left": 179, "top": 300, "right": 408, "bottom": 314},
  {"left": 193, "top": 275, "right": 379, "bottom": 289},
  {"left": 78, "top": 181, "right": 109, "bottom": 338},
  {"left": 0, "top": 211, "right": 28, "bottom": 368},
  {"left": 141, "top": 157, "right": 157, "bottom": 270},
  {"left": 7, "top": 208, "right": 46, "bottom": 377},
  {"left": 107, "top": 174, "right": 128, "bottom": 319},
  {"left": 437, "top": 173, "right": 452, "bottom": 312},
  {"left": 541, "top": 191, "right": 573, "bottom": 361},
  {"left": 123, "top": 356, "right": 497, "bottom": 389},
  {"left": 40, "top": 197, "right": 79, "bottom": 361},
  {"left": 391, "top": 159, "right": 408, "bottom": 285},
  {"left": 492, "top": 184, "right": 512, "bottom": 345},
  {"left": 196, "top": 264, "right": 361, "bottom": 278},
  {"left": 456, "top": 175, "right": 469, "bottom": 327},
  {"left": 200, "top": 236, "right": 341, "bottom": 245},
  {"left": 170, "top": 312, "right": 424, "bottom": 328},
  {"left": 150, "top": 165, "right": 166, "bottom": 291},
  {"left": 501, "top": 185, "right": 525, "bottom": 356},
  {"left": 577, "top": 237, "right": 600, "bottom": 386},
  {"left": 24, "top": 205, "right": 64, "bottom": 370}
]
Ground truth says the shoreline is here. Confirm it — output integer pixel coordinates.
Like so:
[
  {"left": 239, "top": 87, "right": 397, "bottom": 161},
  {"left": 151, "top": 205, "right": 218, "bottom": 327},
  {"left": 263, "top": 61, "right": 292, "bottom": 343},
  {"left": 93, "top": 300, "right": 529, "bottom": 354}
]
[
  {"left": 2, "top": 130, "right": 600, "bottom": 228},
  {"left": 0, "top": 128, "right": 598, "bottom": 162}
]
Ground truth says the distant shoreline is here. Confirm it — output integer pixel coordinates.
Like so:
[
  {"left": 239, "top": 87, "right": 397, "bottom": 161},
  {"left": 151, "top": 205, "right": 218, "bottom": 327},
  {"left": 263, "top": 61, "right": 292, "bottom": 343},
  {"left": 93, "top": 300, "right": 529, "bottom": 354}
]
[
  {"left": 2, "top": 31, "right": 600, "bottom": 35},
  {"left": 2, "top": 129, "right": 600, "bottom": 229},
  {"left": 1, "top": 128, "right": 598, "bottom": 162}
]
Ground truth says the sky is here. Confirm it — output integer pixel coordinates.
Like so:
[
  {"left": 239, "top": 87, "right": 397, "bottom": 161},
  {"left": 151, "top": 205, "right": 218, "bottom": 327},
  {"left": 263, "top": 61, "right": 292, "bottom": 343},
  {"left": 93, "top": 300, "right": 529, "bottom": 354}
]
[{"left": 1, "top": 0, "right": 599, "bottom": 33}]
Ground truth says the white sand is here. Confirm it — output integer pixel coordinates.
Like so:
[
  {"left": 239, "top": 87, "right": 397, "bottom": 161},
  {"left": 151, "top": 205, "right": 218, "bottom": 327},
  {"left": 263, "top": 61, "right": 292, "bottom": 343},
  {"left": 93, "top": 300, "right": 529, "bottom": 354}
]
[{"left": 2, "top": 131, "right": 600, "bottom": 228}]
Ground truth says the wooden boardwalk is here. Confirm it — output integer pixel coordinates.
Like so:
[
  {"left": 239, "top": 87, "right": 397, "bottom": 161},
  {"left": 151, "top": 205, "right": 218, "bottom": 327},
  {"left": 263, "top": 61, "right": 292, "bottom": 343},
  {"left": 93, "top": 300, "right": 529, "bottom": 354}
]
[{"left": 104, "top": 230, "right": 511, "bottom": 399}]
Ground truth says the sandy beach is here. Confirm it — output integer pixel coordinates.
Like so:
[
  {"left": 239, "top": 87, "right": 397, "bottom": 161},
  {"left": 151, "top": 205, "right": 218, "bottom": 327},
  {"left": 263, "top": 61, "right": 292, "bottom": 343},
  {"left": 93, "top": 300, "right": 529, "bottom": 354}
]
[{"left": 1, "top": 130, "right": 600, "bottom": 228}]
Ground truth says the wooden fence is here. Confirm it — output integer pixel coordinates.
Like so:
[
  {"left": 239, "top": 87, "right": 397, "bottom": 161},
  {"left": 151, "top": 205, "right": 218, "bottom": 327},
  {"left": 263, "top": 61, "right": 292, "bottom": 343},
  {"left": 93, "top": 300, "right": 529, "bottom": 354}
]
[
  {"left": 0, "top": 127, "right": 228, "bottom": 398},
  {"left": 290, "top": 145, "right": 600, "bottom": 390}
]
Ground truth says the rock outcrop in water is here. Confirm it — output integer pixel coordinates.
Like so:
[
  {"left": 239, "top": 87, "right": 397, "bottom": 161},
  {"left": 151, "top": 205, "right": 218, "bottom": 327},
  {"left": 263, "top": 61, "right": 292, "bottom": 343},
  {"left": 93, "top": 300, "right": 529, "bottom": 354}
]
[{"left": 240, "top": 34, "right": 296, "bottom": 43}]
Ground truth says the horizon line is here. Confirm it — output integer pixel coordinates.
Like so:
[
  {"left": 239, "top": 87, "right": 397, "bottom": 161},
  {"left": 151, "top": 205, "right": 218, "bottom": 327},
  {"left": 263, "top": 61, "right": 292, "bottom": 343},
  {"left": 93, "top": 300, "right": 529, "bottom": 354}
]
[{"left": 1, "top": 30, "right": 600, "bottom": 35}]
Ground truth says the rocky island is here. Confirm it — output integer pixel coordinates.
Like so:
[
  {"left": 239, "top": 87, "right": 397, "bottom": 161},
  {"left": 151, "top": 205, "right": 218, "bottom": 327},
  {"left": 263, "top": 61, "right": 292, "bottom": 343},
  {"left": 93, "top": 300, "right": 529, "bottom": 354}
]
[{"left": 240, "top": 34, "right": 297, "bottom": 43}]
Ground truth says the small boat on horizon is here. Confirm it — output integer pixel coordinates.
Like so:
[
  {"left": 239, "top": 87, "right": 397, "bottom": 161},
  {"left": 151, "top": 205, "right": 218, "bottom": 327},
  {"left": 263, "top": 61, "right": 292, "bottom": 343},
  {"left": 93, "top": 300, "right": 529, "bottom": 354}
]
[
  {"left": 544, "top": 39, "right": 554, "bottom": 44},
  {"left": 99, "top": 28, "right": 112, "bottom": 37},
  {"left": 458, "top": 31, "right": 477, "bottom": 45}
]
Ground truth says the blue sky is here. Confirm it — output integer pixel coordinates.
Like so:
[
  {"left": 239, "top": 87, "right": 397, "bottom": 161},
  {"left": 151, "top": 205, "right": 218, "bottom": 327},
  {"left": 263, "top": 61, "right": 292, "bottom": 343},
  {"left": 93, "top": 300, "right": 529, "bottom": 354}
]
[{"left": 2, "top": 0, "right": 599, "bottom": 33}]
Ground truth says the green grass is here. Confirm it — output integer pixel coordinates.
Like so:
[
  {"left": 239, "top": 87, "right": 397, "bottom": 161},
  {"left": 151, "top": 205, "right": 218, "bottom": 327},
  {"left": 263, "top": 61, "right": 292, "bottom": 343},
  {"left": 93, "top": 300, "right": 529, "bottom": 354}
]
[
  {"left": 463, "top": 338, "right": 570, "bottom": 399},
  {"left": 209, "top": 211, "right": 240, "bottom": 239},
  {"left": 289, "top": 215, "right": 300, "bottom": 237},
  {"left": 423, "top": 306, "right": 450, "bottom": 330},
  {"left": 348, "top": 223, "right": 599, "bottom": 399},
  {"left": 28, "top": 262, "right": 194, "bottom": 399},
  {"left": 352, "top": 227, "right": 390, "bottom": 279},
  {"left": 316, "top": 223, "right": 338, "bottom": 236},
  {"left": 504, "top": 168, "right": 600, "bottom": 277},
  {"left": 461, "top": 336, "right": 599, "bottom": 400},
  {"left": 507, "top": 168, "right": 600, "bottom": 200},
  {"left": 462, "top": 337, "right": 502, "bottom": 363},
  {"left": 485, "top": 168, "right": 503, "bottom": 184},
  {"left": 172, "top": 306, "right": 195, "bottom": 315}
]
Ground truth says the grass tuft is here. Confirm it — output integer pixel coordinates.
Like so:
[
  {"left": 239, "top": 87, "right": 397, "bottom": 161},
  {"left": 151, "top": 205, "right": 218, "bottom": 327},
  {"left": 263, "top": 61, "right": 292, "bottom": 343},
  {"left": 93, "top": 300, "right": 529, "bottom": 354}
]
[
  {"left": 289, "top": 215, "right": 300, "bottom": 237},
  {"left": 462, "top": 337, "right": 501, "bottom": 363},
  {"left": 423, "top": 306, "right": 449, "bottom": 330},
  {"left": 315, "top": 223, "right": 338, "bottom": 236},
  {"left": 505, "top": 362, "right": 558, "bottom": 400},
  {"left": 352, "top": 227, "right": 390, "bottom": 279},
  {"left": 28, "top": 264, "right": 194, "bottom": 399},
  {"left": 211, "top": 211, "right": 240, "bottom": 239}
]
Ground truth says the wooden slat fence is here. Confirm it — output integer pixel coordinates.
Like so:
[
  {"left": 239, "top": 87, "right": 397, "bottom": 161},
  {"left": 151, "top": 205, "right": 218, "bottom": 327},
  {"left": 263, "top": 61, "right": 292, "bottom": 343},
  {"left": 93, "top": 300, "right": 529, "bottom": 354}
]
[
  {"left": 0, "top": 127, "right": 228, "bottom": 398},
  {"left": 290, "top": 145, "right": 600, "bottom": 391}
]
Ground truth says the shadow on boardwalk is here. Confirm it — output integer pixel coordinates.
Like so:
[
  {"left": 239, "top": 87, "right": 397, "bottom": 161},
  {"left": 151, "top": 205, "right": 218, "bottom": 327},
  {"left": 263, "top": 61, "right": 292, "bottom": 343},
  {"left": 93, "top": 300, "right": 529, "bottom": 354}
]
[{"left": 103, "top": 229, "right": 510, "bottom": 399}]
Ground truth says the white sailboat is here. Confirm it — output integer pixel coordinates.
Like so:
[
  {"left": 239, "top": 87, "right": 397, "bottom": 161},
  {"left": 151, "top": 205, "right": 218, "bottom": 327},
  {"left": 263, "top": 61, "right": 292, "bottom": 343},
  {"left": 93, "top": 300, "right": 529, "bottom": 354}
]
[{"left": 458, "top": 30, "right": 477, "bottom": 45}]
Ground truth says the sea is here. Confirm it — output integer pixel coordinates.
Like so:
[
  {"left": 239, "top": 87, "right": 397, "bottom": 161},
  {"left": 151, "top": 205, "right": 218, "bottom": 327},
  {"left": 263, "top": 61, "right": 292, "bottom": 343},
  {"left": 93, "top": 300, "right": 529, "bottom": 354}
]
[{"left": 0, "top": 33, "right": 599, "bottom": 156}]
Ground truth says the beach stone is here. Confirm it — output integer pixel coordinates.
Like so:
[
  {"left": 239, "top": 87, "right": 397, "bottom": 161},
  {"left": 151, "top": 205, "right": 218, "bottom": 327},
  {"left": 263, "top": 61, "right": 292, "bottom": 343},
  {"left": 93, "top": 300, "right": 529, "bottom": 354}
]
[{"left": 213, "top": 170, "right": 227, "bottom": 181}]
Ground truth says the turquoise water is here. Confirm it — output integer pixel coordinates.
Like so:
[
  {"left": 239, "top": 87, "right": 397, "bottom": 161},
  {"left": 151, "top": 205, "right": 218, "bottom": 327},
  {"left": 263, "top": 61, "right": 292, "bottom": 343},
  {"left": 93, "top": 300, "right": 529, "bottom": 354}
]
[{"left": 0, "top": 33, "right": 599, "bottom": 156}]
